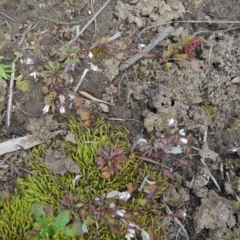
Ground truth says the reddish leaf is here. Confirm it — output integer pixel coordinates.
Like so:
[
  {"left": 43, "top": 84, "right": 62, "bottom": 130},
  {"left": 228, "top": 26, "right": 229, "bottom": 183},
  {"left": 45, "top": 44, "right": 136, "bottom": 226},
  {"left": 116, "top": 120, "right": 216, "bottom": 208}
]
[
  {"left": 163, "top": 134, "right": 177, "bottom": 145},
  {"left": 186, "top": 137, "right": 195, "bottom": 144},
  {"left": 148, "top": 228, "right": 156, "bottom": 240},
  {"left": 107, "top": 222, "right": 120, "bottom": 234},
  {"left": 89, "top": 40, "right": 101, "bottom": 50},
  {"left": 146, "top": 184, "right": 157, "bottom": 200},
  {"left": 128, "top": 28, "right": 139, "bottom": 39},
  {"left": 163, "top": 168, "right": 174, "bottom": 179},
  {"left": 140, "top": 53, "right": 155, "bottom": 58},
  {"left": 176, "top": 158, "right": 189, "bottom": 167}
]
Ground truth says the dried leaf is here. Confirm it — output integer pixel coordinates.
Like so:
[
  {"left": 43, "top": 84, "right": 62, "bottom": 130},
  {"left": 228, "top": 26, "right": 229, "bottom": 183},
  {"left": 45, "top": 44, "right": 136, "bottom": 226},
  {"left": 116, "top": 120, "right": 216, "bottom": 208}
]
[
  {"left": 145, "top": 184, "right": 157, "bottom": 200},
  {"left": 162, "top": 168, "right": 174, "bottom": 179},
  {"left": 192, "top": 96, "right": 203, "bottom": 104},
  {"left": 128, "top": 28, "right": 139, "bottom": 39},
  {"left": 176, "top": 158, "right": 189, "bottom": 167},
  {"left": 102, "top": 171, "right": 111, "bottom": 179},
  {"left": 99, "top": 103, "right": 109, "bottom": 112},
  {"left": 140, "top": 53, "right": 154, "bottom": 58},
  {"left": 89, "top": 40, "right": 101, "bottom": 50}
]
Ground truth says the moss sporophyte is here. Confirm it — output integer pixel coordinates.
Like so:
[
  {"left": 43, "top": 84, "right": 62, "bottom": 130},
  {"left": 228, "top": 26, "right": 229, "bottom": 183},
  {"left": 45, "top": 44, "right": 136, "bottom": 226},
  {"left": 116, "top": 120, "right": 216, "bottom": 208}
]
[{"left": 0, "top": 118, "right": 167, "bottom": 240}]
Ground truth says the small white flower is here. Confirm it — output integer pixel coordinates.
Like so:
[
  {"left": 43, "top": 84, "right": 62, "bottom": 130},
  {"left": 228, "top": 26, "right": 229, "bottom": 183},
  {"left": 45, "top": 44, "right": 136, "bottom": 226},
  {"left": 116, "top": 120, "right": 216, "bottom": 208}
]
[
  {"left": 125, "top": 229, "right": 135, "bottom": 240},
  {"left": 59, "top": 106, "right": 66, "bottom": 114},
  {"left": 43, "top": 104, "right": 50, "bottom": 114},
  {"left": 179, "top": 137, "right": 188, "bottom": 144},
  {"left": 167, "top": 118, "right": 175, "bottom": 127},
  {"left": 29, "top": 71, "right": 40, "bottom": 79},
  {"left": 26, "top": 58, "right": 35, "bottom": 65},
  {"left": 116, "top": 209, "right": 125, "bottom": 217},
  {"left": 138, "top": 43, "right": 146, "bottom": 50},
  {"left": 118, "top": 191, "right": 131, "bottom": 202},
  {"left": 89, "top": 62, "right": 98, "bottom": 71},
  {"left": 179, "top": 129, "right": 186, "bottom": 136},
  {"left": 228, "top": 148, "right": 240, "bottom": 153},
  {"left": 88, "top": 51, "right": 93, "bottom": 58},
  {"left": 58, "top": 94, "right": 65, "bottom": 104}
]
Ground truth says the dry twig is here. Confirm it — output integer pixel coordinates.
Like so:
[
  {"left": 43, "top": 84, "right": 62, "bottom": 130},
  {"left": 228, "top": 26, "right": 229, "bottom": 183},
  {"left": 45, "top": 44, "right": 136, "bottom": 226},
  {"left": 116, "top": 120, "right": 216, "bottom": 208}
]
[
  {"left": 6, "top": 62, "right": 15, "bottom": 127},
  {"left": 58, "top": 0, "right": 111, "bottom": 52},
  {"left": 0, "top": 11, "right": 15, "bottom": 22},
  {"left": 119, "top": 27, "right": 173, "bottom": 71}
]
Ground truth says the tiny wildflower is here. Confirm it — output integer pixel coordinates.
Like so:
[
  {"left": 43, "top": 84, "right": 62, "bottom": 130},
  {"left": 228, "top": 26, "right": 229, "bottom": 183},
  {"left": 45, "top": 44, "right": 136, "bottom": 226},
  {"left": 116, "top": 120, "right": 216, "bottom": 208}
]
[
  {"left": 88, "top": 51, "right": 94, "bottom": 58},
  {"left": 89, "top": 62, "right": 103, "bottom": 72},
  {"left": 59, "top": 105, "right": 66, "bottom": 114},
  {"left": 118, "top": 191, "right": 131, "bottom": 202},
  {"left": 125, "top": 228, "right": 135, "bottom": 240},
  {"left": 29, "top": 71, "right": 40, "bottom": 79},
  {"left": 179, "top": 137, "right": 188, "bottom": 144},
  {"left": 116, "top": 209, "right": 126, "bottom": 217},
  {"left": 227, "top": 148, "right": 240, "bottom": 153},
  {"left": 58, "top": 94, "right": 65, "bottom": 104},
  {"left": 179, "top": 129, "right": 186, "bottom": 136},
  {"left": 138, "top": 43, "right": 146, "bottom": 50},
  {"left": 167, "top": 118, "right": 175, "bottom": 127},
  {"left": 26, "top": 58, "right": 35, "bottom": 65},
  {"left": 43, "top": 104, "right": 50, "bottom": 114}
]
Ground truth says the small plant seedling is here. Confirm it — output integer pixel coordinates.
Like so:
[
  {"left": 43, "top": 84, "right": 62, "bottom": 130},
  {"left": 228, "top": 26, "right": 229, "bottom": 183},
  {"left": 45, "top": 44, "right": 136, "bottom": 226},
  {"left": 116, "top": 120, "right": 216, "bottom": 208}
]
[
  {"left": 0, "top": 42, "right": 13, "bottom": 81},
  {"left": 162, "top": 35, "right": 203, "bottom": 68},
  {"left": 27, "top": 203, "right": 83, "bottom": 239}
]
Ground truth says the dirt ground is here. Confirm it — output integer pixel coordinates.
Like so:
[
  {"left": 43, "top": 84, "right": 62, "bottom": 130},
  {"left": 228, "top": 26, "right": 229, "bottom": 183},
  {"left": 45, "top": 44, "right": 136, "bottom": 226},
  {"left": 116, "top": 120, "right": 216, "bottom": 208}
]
[{"left": 1, "top": 0, "right": 240, "bottom": 239}]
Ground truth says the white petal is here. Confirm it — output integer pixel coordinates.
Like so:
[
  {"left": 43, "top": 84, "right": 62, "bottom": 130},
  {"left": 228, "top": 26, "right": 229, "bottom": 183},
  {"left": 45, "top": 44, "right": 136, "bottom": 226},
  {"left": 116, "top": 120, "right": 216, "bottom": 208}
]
[
  {"left": 109, "top": 32, "right": 121, "bottom": 41},
  {"left": 179, "top": 137, "right": 188, "bottom": 144},
  {"left": 164, "top": 147, "right": 182, "bottom": 154},
  {"left": 106, "top": 190, "right": 119, "bottom": 198}
]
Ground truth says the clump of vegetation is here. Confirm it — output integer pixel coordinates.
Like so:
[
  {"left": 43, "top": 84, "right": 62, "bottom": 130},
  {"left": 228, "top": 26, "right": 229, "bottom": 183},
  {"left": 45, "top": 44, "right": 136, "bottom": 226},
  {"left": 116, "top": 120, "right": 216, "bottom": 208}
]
[
  {"left": 0, "top": 42, "right": 13, "bottom": 81},
  {"left": 162, "top": 35, "right": 203, "bottom": 68},
  {"left": 25, "top": 32, "right": 130, "bottom": 114},
  {"left": 0, "top": 118, "right": 168, "bottom": 239}
]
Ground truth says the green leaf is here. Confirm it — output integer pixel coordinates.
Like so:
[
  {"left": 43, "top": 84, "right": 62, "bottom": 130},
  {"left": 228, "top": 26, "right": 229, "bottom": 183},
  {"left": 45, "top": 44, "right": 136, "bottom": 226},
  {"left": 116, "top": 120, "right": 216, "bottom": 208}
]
[
  {"left": 40, "top": 227, "right": 53, "bottom": 237},
  {"left": 62, "top": 221, "right": 84, "bottom": 236},
  {"left": 17, "top": 80, "right": 29, "bottom": 91},
  {"left": 52, "top": 210, "right": 70, "bottom": 232},
  {"left": 0, "top": 42, "right": 6, "bottom": 51},
  {"left": 31, "top": 203, "right": 49, "bottom": 227}
]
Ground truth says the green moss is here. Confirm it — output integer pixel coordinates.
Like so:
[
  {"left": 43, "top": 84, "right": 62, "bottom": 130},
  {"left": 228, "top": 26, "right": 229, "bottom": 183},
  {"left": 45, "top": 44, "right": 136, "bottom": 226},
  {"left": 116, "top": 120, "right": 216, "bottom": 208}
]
[
  {"left": 0, "top": 118, "right": 168, "bottom": 239},
  {"left": 200, "top": 105, "right": 218, "bottom": 124}
]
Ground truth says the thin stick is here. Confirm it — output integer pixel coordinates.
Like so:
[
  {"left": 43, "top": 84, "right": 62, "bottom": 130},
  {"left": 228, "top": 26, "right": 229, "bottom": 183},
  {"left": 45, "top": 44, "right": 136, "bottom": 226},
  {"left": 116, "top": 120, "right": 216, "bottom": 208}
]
[
  {"left": 200, "top": 158, "right": 221, "bottom": 191},
  {"left": 90, "top": 0, "right": 97, "bottom": 39},
  {"left": 74, "top": 68, "right": 89, "bottom": 92},
  {"left": 0, "top": 11, "right": 15, "bottom": 22},
  {"left": 119, "top": 27, "right": 173, "bottom": 71},
  {"left": 39, "top": 16, "right": 91, "bottom": 25},
  {"left": 58, "top": 0, "right": 111, "bottom": 52},
  {"left": 118, "top": 72, "right": 127, "bottom": 96},
  {"left": 16, "top": 101, "right": 42, "bottom": 117},
  {"left": 162, "top": 201, "right": 189, "bottom": 240},
  {"left": 6, "top": 62, "right": 15, "bottom": 127},
  {"left": 208, "top": 35, "right": 216, "bottom": 65},
  {"left": 139, "top": 20, "right": 240, "bottom": 36}
]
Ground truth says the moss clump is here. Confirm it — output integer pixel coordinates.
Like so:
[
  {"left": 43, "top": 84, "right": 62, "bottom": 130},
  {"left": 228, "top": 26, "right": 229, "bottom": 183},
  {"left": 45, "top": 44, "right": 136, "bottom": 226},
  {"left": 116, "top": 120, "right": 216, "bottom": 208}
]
[{"left": 0, "top": 118, "right": 168, "bottom": 239}]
